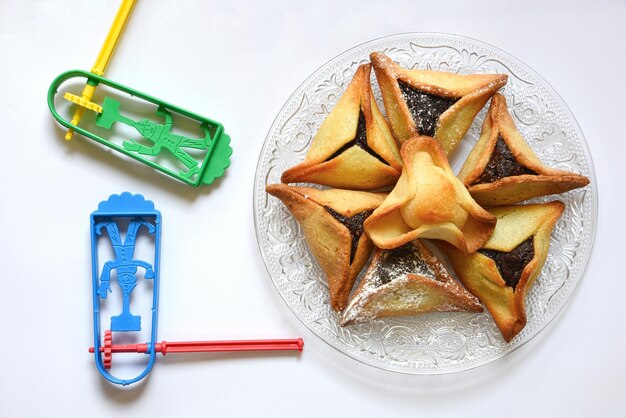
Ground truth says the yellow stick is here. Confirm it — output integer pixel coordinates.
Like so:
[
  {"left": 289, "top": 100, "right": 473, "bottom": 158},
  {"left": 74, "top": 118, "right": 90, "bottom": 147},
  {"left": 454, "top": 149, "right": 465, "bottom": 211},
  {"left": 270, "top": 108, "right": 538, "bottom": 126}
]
[{"left": 65, "top": 0, "right": 136, "bottom": 140}]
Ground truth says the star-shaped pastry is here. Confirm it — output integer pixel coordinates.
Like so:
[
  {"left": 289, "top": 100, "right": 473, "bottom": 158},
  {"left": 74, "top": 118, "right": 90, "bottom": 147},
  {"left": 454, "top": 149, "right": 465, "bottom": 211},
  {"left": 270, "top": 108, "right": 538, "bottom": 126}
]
[
  {"left": 281, "top": 63, "right": 402, "bottom": 190},
  {"left": 364, "top": 136, "right": 496, "bottom": 253},
  {"left": 370, "top": 51, "right": 507, "bottom": 154},
  {"left": 266, "top": 184, "right": 386, "bottom": 311},
  {"left": 457, "top": 93, "right": 589, "bottom": 206},
  {"left": 341, "top": 240, "right": 483, "bottom": 326},
  {"left": 436, "top": 201, "right": 564, "bottom": 342}
]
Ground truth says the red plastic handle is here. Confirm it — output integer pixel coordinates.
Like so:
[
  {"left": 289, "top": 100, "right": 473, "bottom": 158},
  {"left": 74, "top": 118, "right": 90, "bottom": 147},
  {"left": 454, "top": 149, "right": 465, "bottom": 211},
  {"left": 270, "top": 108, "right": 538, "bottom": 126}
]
[{"left": 90, "top": 338, "right": 304, "bottom": 355}]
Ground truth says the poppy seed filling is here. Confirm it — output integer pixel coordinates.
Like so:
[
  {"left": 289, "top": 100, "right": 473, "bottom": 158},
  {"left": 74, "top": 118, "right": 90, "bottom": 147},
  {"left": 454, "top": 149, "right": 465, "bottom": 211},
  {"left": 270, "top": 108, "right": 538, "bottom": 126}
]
[
  {"left": 323, "top": 206, "right": 374, "bottom": 264},
  {"left": 478, "top": 237, "right": 535, "bottom": 290},
  {"left": 475, "top": 136, "right": 537, "bottom": 184},
  {"left": 373, "top": 242, "right": 435, "bottom": 287},
  {"left": 326, "top": 110, "right": 388, "bottom": 165},
  {"left": 398, "top": 80, "right": 459, "bottom": 137}
]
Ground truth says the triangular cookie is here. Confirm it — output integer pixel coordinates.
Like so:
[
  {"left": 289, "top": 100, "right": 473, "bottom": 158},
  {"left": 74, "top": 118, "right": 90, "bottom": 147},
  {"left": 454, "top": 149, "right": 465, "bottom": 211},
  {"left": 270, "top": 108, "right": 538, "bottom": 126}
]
[
  {"left": 281, "top": 63, "right": 402, "bottom": 190},
  {"left": 370, "top": 52, "right": 508, "bottom": 154},
  {"left": 457, "top": 94, "right": 590, "bottom": 206},
  {"left": 340, "top": 240, "right": 483, "bottom": 326},
  {"left": 266, "top": 184, "right": 386, "bottom": 311},
  {"left": 436, "top": 201, "right": 564, "bottom": 342},
  {"left": 364, "top": 136, "right": 496, "bottom": 253}
]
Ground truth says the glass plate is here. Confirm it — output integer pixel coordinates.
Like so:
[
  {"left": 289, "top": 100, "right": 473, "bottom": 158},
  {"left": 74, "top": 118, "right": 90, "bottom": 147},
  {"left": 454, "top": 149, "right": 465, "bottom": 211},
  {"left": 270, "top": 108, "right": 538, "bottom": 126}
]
[{"left": 253, "top": 33, "right": 597, "bottom": 374}]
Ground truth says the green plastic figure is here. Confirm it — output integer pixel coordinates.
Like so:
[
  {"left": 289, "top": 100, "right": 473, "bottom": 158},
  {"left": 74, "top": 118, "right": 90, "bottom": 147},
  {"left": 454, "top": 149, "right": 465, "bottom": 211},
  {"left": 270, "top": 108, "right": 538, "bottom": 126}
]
[{"left": 96, "top": 98, "right": 210, "bottom": 179}]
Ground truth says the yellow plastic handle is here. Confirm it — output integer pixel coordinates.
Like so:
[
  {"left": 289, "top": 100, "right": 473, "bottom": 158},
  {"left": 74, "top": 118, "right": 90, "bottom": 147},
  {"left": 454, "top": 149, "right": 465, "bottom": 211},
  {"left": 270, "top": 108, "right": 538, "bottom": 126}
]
[{"left": 65, "top": 0, "right": 136, "bottom": 140}]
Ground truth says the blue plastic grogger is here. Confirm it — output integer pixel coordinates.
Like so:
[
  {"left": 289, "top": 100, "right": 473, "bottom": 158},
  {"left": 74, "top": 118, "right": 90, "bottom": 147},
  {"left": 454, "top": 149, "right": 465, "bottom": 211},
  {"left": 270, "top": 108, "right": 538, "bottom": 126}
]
[
  {"left": 90, "top": 192, "right": 161, "bottom": 385},
  {"left": 89, "top": 193, "right": 303, "bottom": 386}
]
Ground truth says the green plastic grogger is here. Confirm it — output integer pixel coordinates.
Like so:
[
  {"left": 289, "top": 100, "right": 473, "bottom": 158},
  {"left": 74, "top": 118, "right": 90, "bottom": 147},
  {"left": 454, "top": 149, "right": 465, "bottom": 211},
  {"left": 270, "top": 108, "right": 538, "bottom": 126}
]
[
  {"left": 47, "top": 0, "right": 230, "bottom": 186},
  {"left": 48, "top": 70, "right": 231, "bottom": 186}
]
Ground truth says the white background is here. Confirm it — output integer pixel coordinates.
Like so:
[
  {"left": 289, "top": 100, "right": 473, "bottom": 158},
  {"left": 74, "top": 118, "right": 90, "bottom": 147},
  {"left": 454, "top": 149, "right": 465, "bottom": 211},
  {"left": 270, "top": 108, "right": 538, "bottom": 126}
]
[{"left": 1, "top": 0, "right": 625, "bottom": 417}]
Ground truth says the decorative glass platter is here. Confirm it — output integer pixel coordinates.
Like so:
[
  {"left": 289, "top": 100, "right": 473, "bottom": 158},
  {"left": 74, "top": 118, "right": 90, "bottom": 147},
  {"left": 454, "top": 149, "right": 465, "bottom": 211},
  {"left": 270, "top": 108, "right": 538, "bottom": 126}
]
[{"left": 253, "top": 33, "right": 597, "bottom": 374}]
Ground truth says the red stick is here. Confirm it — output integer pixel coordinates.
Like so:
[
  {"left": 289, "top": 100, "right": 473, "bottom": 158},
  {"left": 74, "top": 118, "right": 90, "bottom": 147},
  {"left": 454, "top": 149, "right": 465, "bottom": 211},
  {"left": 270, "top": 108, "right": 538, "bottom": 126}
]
[{"left": 89, "top": 338, "right": 304, "bottom": 355}]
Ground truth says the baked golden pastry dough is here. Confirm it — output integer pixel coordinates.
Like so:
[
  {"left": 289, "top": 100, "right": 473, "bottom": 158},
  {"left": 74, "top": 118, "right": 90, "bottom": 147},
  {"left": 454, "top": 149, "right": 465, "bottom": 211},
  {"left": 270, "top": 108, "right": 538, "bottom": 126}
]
[
  {"left": 437, "top": 201, "right": 565, "bottom": 342},
  {"left": 370, "top": 52, "right": 507, "bottom": 154},
  {"left": 281, "top": 63, "right": 402, "bottom": 190},
  {"left": 266, "top": 184, "right": 386, "bottom": 312},
  {"left": 364, "top": 136, "right": 496, "bottom": 253},
  {"left": 458, "top": 94, "right": 590, "bottom": 206},
  {"left": 340, "top": 240, "right": 483, "bottom": 326}
]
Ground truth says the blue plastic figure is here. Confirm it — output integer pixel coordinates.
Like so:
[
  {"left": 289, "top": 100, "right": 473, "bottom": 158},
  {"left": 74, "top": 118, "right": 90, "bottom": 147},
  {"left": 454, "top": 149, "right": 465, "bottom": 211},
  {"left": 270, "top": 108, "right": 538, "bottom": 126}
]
[{"left": 95, "top": 218, "right": 156, "bottom": 331}]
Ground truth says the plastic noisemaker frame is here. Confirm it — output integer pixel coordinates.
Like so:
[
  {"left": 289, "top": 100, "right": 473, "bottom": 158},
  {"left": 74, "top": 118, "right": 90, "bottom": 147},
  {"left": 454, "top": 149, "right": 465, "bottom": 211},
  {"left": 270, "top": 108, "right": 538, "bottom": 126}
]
[
  {"left": 47, "top": 0, "right": 232, "bottom": 186},
  {"left": 91, "top": 192, "right": 162, "bottom": 385}
]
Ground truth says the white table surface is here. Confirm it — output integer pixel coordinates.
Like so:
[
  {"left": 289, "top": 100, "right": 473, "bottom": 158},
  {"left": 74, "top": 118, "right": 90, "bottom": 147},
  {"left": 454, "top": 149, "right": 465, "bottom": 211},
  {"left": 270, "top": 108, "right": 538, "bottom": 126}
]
[{"left": 1, "top": 1, "right": 625, "bottom": 416}]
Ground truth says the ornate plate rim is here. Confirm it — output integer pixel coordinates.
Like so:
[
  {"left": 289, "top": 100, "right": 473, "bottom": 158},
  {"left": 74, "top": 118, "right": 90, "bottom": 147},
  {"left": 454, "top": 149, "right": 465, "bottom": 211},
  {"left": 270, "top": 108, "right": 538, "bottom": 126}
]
[{"left": 253, "top": 32, "right": 598, "bottom": 374}]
